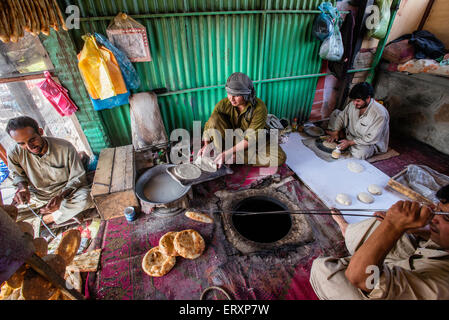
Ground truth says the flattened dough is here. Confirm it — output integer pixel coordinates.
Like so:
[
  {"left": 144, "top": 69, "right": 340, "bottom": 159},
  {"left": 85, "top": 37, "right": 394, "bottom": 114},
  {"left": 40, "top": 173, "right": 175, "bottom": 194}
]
[
  {"left": 322, "top": 140, "right": 338, "bottom": 149},
  {"left": 142, "top": 246, "right": 176, "bottom": 277},
  {"left": 194, "top": 156, "right": 217, "bottom": 173},
  {"left": 336, "top": 193, "right": 352, "bottom": 206},
  {"left": 368, "top": 184, "right": 383, "bottom": 195},
  {"left": 174, "top": 163, "right": 202, "bottom": 180},
  {"left": 173, "top": 229, "right": 205, "bottom": 260},
  {"left": 347, "top": 161, "right": 365, "bottom": 173},
  {"left": 357, "top": 192, "right": 374, "bottom": 204}
]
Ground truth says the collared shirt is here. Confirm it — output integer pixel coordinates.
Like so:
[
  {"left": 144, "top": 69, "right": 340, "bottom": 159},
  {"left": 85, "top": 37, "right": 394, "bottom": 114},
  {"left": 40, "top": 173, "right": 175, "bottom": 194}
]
[
  {"left": 330, "top": 99, "right": 390, "bottom": 153},
  {"left": 205, "top": 97, "right": 268, "bottom": 144},
  {"left": 7, "top": 137, "right": 88, "bottom": 200}
]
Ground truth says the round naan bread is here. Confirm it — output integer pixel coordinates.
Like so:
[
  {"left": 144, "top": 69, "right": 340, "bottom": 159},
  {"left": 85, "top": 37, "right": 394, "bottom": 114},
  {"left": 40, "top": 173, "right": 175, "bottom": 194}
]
[
  {"left": 368, "top": 184, "right": 383, "bottom": 195},
  {"left": 357, "top": 192, "right": 375, "bottom": 204},
  {"left": 21, "top": 269, "right": 57, "bottom": 300},
  {"left": 55, "top": 229, "right": 81, "bottom": 265},
  {"left": 17, "top": 221, "right": 34, "bottom": 237},
  {"left": 173, "top": 229, "right": 205, "bottom": 260},
  {"left": 142, "top": 246, "right": 176, "bottom": 277},
  {"left": 194, "top": 156, "right": 217, "bottom": 173},
  {"left": 159, "top": 231, "right": 179, "bottom": 257},
  {"left": 347, "top": 161, "right": 365, "bottom": 173},
  {"left": 174, "top": 163, "right": 202, "bottom": 180},
  {"left": 6, "top": 265, "right": 27, "bottom": 289},
  {"left": 33, "top": 238, "right": 48, "bottom": 258},
  {"left": 336, "top": 193, "right": 352, "bottom": 206}
]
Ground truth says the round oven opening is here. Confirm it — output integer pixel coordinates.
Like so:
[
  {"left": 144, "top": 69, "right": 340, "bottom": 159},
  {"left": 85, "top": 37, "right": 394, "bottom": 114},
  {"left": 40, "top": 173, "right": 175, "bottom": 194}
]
[{"left": 231, "top": 196, "right": 292, "bottom": 243}]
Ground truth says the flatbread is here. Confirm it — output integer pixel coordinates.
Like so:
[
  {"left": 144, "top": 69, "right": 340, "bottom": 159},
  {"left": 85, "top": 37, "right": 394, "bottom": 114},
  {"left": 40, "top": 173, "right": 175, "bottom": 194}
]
[
  {"left": 173, "top": 229, "right": 205, "bottom": 260},
  {"left": 194, "top": 156, "right": 217, "bottom": 173},
  {"left": 159, "top": 231, "right": 179, "bottom": 257},
  {"left": 141, "top": 246, "right": 176, "bottom": 277},
  {"left": 33, "top": 238, "right": 48, "bottom": 257},
  {"left": 357, "top": 192, "right": 374, "bottom": 204},
  {"left": 322, "top": 140, "right": 338, "bottom": 149},
  {"left": 42, "top": 254, "right": 66, "bottom": 278},
  {"left": 336, "top": 193, "right": 352, "bottom": 206},
  {"left": 55, "top": 229, "right": 81, "bottom": 265},
  {"left": 6, "top": 264, "right": 27, "bottom": 289},
  {"left": 185, "top": 211, "right": 214, "bottom": 224},
  {"left": 347, "top": 161, "right": 365, "bottom": 173},
  {"left": 21, "top": 268, "right": 56, "bottom": 300},
  {"left": 174, "top": 163, "right": 202, "bottom": 180},
  {"left": 17, "top": 221, "right": 34, "bottom": 237},
  {"left": 368, "top": 184, "right": 383, "bottom": 195}
]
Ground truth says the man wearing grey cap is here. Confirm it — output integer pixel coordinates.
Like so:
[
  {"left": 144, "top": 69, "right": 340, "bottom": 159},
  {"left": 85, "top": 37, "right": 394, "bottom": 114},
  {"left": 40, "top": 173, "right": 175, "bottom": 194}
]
[{"left": 199, "top": 72, "right": 286, "bottom": 167}]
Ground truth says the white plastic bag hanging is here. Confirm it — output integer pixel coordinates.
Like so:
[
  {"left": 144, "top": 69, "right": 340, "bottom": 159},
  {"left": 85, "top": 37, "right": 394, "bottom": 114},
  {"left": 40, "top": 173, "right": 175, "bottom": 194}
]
[{"left": 319, "top": 22, "right": 344, "bottom": 62}]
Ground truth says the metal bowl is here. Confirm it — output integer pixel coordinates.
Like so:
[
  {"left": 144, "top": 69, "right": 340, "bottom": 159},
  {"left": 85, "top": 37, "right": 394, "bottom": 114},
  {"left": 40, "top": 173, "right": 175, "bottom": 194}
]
[{"left": 135, "top": 164, "right": 191, "bottom": 204}]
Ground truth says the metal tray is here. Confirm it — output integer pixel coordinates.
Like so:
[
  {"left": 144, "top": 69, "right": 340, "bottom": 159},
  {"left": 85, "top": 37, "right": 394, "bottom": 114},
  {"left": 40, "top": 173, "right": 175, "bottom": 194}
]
[{"left": 167, "top": 164, "right": 234, "bottom": 187}]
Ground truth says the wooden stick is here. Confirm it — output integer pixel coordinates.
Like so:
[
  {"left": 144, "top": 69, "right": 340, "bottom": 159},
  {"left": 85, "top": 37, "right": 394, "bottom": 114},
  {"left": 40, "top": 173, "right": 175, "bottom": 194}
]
[{"left": 26, "top": 254, "right": 85, "bottom": 300}]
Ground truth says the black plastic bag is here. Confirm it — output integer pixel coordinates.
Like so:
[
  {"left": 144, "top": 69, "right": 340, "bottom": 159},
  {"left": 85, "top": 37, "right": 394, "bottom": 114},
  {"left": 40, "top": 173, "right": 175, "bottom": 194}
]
[{"left": 391, "top": 30, "right": 446, "bottom": 60}]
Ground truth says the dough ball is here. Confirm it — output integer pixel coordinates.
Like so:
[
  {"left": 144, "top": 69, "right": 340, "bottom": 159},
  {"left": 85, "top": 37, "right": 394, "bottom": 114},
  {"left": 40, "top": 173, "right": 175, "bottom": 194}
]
[
  {"left": 368, "top": 184, "right": 382, "bottom": 195},
  {"left": 347, "top": 161, "right": 365, "bottom": 173},
  {"left": 357, "top": 192, "right": 374, "bottom": 204},
  {"left": 336, "top": 193, "right": 352, "bottom": 206}
]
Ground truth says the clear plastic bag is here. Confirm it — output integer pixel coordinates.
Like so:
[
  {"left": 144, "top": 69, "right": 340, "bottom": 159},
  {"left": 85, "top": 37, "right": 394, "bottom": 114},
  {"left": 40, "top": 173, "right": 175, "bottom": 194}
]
[
  {"left": 319, "top": 21, "right": 344, "bottom": 61},
  {"left": 106, "top": 13, "right": 152, "bottom": 62},
  {"left": 405, "top": 164, "right": 449, "bottom": 203},
  {"left": 367, "top": 0, "right": 392, "bottom": 40}
]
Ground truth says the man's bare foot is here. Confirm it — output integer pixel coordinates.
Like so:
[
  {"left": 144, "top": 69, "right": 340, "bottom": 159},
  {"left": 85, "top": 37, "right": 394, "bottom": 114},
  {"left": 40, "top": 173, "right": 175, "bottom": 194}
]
[
  {"left": 42, "top": 214, "right": 54, "bottom": 224},
  {"left": 331, "top": 209, "right": 349, "bottom": 237}
]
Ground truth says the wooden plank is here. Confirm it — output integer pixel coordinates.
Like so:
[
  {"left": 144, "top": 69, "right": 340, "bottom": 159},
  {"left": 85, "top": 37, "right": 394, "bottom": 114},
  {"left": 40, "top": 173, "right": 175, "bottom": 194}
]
[
  {"left": 93, "top": 190, "right": 139, "bottom": 220},
  {"left": 110, "top": 146, "right": 127, "bottom": 193},
  {"left": 124, "top": 145, "right": 134, "bottom": 191},
  {"left": 91, "top": 148, "right": 115, "bottom": 196}
]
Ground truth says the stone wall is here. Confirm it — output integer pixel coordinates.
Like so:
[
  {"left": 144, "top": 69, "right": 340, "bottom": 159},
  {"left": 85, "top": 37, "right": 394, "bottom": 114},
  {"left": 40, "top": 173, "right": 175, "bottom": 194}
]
[{"left": 374, "top": 65, "right": 449, "bottom": 155}]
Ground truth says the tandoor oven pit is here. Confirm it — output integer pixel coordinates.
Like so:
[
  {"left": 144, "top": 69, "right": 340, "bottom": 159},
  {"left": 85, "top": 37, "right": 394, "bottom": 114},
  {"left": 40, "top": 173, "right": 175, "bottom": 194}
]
[{"left": 217, "top": 187, "right": 314, "bottom": 255}]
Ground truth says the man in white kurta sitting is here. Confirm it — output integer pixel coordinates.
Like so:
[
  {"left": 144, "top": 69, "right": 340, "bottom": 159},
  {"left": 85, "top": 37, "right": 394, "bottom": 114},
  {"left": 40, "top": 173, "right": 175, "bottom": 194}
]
[
  {"left": 309, "top": 185, "right": 449, "bottom": 300},
  {"left": 326, "top": 82, "right": 389, "bottom": 160},
  {"left": 6, "top": 116, "right": 94, "bottom": 225}
]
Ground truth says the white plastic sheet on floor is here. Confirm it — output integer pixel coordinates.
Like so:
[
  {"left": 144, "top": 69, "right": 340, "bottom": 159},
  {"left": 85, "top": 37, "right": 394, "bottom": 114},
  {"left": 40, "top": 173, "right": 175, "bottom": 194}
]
[{"left": 281, "top": 132, "right": 407, "bottom": 224}]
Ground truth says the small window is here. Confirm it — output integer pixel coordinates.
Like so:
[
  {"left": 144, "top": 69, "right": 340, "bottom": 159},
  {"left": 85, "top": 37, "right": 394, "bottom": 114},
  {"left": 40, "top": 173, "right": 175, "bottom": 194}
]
[{"left": 0, "top": 34, "right": 91, "bottom": 156}]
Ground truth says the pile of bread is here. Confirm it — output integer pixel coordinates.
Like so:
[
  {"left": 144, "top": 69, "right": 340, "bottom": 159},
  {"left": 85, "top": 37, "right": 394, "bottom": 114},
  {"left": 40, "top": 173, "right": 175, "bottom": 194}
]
[
  {"left": 142, "top": 229, "right": 206, "bottom": 277},
  {"left": 141, "top": 211, "right": 214, "bottom": 277},
  {"left": 0, "top": 0, "right": 68, "bottom": 43},
  {"left": 0, "top": 224, "right": 81, "bottom": 300}
]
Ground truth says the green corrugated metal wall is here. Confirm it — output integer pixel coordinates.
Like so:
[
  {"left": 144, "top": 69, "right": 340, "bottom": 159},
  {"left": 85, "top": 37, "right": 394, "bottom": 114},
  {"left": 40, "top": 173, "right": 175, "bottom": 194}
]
[{"left": 60, "top": 0, "right": 332, "bottom": 147}]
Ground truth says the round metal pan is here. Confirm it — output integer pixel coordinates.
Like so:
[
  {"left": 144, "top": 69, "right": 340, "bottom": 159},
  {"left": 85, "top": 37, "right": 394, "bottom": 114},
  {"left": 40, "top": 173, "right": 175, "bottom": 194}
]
[{"left": 135, "top": 164, "right": 191, "bottom": 205}]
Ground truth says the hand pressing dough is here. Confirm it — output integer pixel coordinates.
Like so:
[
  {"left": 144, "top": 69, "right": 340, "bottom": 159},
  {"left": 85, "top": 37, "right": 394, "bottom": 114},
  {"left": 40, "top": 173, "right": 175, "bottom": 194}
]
[
  {"left": 336, "top": 193, "right": 352, "bottom": 206},
  {"left": 174, "top": 163, "right": 202, "bottom": 180},
  {"left": 357, "top": 192, "right": 374, "bottom": 204},
  {"left": 368, "top": 184, "right": 382, "bottom": 195},
  {"left": 347, "top": 161, "right": 365, "bottom": 173}
]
